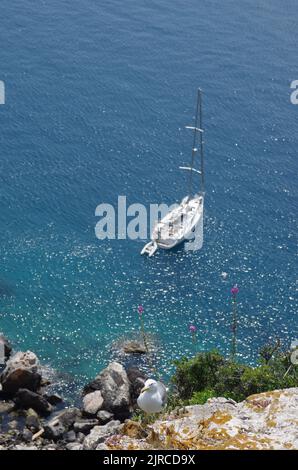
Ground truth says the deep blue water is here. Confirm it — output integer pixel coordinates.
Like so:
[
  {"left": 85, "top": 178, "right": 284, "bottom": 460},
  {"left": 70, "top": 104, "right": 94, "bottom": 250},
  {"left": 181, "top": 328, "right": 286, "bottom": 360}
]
[{"left": 0, "top": 0, "right": 297, "bottom": 394}]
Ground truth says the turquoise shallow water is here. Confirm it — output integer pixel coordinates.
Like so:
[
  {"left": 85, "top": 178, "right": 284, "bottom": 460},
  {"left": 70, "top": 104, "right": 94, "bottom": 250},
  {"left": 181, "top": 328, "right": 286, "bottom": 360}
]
[{"left": 0, "top": 0, "right": 297, "bottom": 395}]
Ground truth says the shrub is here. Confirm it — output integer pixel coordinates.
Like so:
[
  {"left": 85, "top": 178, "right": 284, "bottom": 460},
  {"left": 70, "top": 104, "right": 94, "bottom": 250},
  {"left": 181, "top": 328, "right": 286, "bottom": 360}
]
[
  {"left": 188, "top": 389, "right": 216, "bottom": 405},
  {"left": 172, "top": 350, "right": 298, "bottom": 403},
  {"left": 172, "top": 351, "right": 224, "bottom": 400},
  {"left": 240, "top": 365, "right": 278, "bottom": 397},
  {"left": 213, "top": 362, "right": 250, "bottom": 401}
]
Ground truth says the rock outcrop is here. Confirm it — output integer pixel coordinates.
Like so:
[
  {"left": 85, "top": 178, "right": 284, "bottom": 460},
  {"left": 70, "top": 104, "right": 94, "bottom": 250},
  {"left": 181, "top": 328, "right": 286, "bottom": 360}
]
[
  {"left": 83, "top": 362, "right": 131, "bottom": 419},
  {"left": 15, "top": 388, "right": 52, "bottom": 415},
  {"left": 126, "top": 367, "right": 146, "bottom": 404},
  {"left": 0, "top": 351, "right": 41, "bottom": 395},
  {"left": 105, "top": 388, "right": 298, "bottom": 450},
  {"left": 82, "top": 391, "right": 104, "bottom": 416},
  {"left": 0, "top": 347, "right": 144, "bottom": 450},
  {"left": 1, "top": 340, "right": 296, "bottom": 452},
  {"left": 123, "top": 341, "right": 147, "bottom": 354},
  {"left": 83, "top": 420, "right": 121, "bottom": 450}
]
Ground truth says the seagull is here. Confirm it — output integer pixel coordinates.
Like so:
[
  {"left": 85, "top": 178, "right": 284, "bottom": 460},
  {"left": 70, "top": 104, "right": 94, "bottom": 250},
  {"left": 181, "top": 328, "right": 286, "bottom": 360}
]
[{"left": 137, "top": 379, "right": 167, "bottom": 414}]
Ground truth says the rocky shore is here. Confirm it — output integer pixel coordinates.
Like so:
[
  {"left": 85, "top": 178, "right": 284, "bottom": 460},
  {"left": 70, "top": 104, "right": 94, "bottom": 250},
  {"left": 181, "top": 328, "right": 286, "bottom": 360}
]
[
  {"left": 0, "top": 334, "right": 147, "bottom": 450},
  {"left": 1, "top": 334, "right": 297, "bottom": 450}
]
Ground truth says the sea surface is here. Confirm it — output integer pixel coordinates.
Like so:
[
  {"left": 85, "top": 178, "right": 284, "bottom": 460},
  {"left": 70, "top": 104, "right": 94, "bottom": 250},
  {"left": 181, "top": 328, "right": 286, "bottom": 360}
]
[{"left": 0, "top": 0, "right": 297, "bottom": 396}]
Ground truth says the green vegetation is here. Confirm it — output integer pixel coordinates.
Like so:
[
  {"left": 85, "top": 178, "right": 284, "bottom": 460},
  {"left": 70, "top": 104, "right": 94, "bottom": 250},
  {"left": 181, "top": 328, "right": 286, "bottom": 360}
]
[
  {"left": 171, "top": 346, "right": 298, "bottom": 404},
  {"left": 188, "top": 389, "right": 216, "bottom": 405}
]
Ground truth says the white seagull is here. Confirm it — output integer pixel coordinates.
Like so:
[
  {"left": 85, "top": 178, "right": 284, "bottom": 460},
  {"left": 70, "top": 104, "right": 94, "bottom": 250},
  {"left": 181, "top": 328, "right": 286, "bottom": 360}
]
[{"left": 137, "top": 379, "right": 167, "bottom": 414}]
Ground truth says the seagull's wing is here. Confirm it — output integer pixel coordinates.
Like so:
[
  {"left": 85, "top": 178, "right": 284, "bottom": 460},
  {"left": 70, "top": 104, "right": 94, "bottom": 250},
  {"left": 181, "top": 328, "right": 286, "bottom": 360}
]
[{"left": 157, "top": 381, "right": 167, "bottom": 406}]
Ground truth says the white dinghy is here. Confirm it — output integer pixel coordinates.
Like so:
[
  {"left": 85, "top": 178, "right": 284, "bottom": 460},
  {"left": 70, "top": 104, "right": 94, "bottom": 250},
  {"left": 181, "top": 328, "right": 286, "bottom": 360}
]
[
  {"left": 141, "top": 240, "right": 158, "bottom": 257},
  {"left": 141, "top": 89, "right": 206, "bottom": 256}
]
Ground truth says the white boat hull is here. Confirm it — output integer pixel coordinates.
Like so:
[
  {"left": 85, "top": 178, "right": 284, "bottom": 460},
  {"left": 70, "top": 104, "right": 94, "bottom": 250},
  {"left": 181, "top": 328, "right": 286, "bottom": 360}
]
[{"left": 141, "top": 194, "right": 204, "bottom": 256}]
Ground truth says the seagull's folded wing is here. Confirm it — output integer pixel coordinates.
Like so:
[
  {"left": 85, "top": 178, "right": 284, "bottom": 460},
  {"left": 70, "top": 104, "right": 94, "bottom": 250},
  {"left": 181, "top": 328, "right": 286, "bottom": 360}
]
[{"left": 157, "top": 381, "right": 167, "bottom": 406}]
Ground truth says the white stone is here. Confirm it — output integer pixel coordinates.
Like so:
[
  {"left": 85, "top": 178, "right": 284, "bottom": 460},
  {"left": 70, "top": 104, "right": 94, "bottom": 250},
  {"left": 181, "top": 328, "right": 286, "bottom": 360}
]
[
  {"left": 83, "top": 420, "right": 120, "bottom": 450},
  {"left": 83, "top": 391, "right": 104, "bottom": 415}
]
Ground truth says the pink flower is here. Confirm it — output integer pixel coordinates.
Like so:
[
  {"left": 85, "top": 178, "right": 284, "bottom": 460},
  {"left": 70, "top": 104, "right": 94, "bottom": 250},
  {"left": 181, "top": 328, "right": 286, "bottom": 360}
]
[
  {"left": 138, "top": 305, "right": 144, "bottom": 315},
  {"left": 189, "top": 324, "right": 197, "bottom": 333},
  {"left": 231, "top": 285, "right": 239, "bottom": 296}
]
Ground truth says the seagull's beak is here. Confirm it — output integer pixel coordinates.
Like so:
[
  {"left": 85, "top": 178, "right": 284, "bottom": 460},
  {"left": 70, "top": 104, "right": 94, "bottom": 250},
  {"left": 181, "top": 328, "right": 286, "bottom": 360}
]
[{"left": 141, "top": 386, "right": 150, "bottom": 393}]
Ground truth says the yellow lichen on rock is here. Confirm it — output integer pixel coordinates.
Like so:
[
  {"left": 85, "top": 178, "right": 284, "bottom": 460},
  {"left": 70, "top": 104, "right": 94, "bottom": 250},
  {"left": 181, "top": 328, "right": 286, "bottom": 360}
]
[{"left": 105, "top": 388, "right": 298, "bottom": 450}]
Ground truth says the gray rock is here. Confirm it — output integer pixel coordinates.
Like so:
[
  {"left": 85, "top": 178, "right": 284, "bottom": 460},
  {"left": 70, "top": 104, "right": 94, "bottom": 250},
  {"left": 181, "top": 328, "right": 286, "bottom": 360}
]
[
  {"left": 83, "top": 362, "right": 131, "bottom": 419},
  {"left": 76, "top": 432, "right": 85, "bottom": 443},
  {"left": 123, "top": 340, "right": 146, "bottom": 354},
  {"left": 73, "top": 419, "right": 98, "bottom": 434},
  {"left": 44, "top": 419, "right": 66, "bottom": 440},
  {"left": 15, "top": 388, "right": 52, "bottom": 415},
  {"left": 25, "top": 408, "right": 41, "bottom": 431},
  {"left": 207, "top": 397, "right": 237, "bottom": 405},
  {"left": 0, "top": 351, "right": 41, "bottom": 395},
  {"left": 66, "top": 442, "right": 83, "bottom": 451},
  {"left": 83, "top": 420, "right": 121, "bottom": 450},
  {"left": 44, "top": 407, "right": 81, "bottom": 440},
  {"left": 44, "top": 394, "right": 63, "bottom": 406},
  {"left": 96, "top": 443, "right": 109, "bottom": 450},
  {"left": 0, "top": 400, "right": 15, "bottom": 414},
  {"left": 126, "top": 367, "right": 146, "bottom": 402},
  {"left": 8, "top": 419, "right": 18, "bottom": 429},
  {"left": 14, "top": 445, "right": 38, "bottom": 450},
  {"left": 83, "top": 390, "right": 104, "bottom": 416},
  {"left": 64, "top": 430, "right": 76, "bottom": 443},
  {"left": 0, "top": 334, "right": 12, "bottom": 361},
  {"left": 97, "top": 410, "right": 114, "bottom": 424},
  {"left": 22, "top": 428, "right": 33, "bottom": 442},
  {"left": 58, "top": 407, "right": 81, "bottom": 428}
]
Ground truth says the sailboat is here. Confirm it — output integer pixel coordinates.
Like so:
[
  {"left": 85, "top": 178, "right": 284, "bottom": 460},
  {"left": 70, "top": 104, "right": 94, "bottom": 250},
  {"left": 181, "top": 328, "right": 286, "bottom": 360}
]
[{"left": 141, "top": 89, "right": 205, "bottom": 257}]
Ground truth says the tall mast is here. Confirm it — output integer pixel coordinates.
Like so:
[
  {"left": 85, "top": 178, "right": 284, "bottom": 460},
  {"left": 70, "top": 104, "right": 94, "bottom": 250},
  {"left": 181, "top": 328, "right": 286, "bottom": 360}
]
[
  {"left": 199, "top": 89, "right": 205, "bottom": 193},
  {"left": 187, "top": 89, "right": 204, "bottom": 196}
]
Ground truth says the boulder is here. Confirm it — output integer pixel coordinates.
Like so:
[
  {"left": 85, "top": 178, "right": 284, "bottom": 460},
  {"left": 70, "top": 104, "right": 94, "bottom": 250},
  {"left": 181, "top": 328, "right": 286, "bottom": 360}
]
[
  {"left": 73, "top": 419, "right": 99, "bottom": 434},
  {"left": 76, "top": 432, "right": 86, "bottom": 443},
  {"left": 0, "top": 334, "right": 12, "bottom": 361},
  {"left": 83, "top": 390, "right": 104, "bottom": 416},
  {"left": 57, "top": 407, "right": 81, "bottom": 429},
  {"left": 83, "top": 420, "right": 121, "bottom": 450},
  {"left": 66, "top": 443, "right": 83, "bottom": 451},
  {"left": 44, "top": 419, "right": 66, "bottom": 441},
  {"left": 25, "top": 408, "right": 41, "bottom": 432},
  {"left": 22, "top": 428, "right": 33, "bottom": 443},
  {"left": 96, "top": 443, "right": 109, "bottom": 450},
  {"left": 44, "top": 407, "right": 82, "bottom": 441},
  {"left": 123, "top": 340, "right": 146, "bottom": 354},
  {"left": 14, "top": 445, "right": 38, "bottom": 451},
  {"left": 83, "top": 362, "right": 131, "bottom": 419},
  {"left": 126, "top": 367, "right": 146, "bottom": 402},
  {"left": 44, "top": 407, "right": 81, "bottom": 440},
  {"left": 43, "top": 445, "right": 58, "bottom": 450},
  {"left": 15, "top": 388, "right": 52, "bottom": 416},
  {"left": 0, "top": 351, "right": 41, "bottom": 396},
  {"left": 0, "top": 400, "right": 15, "bottom": 414},
  {"left": 64, "top": 430, "right": 76, "bottom": 443},
  {"left": 112, "top": 388, "right": 298, "bottom": 450},
  {"left": 97, "top": 410, "right": 114, "bottom": 424},
  {"left": 8, "top": 419, "right": 18, "bottom": 429},
  {"left": 44, "top": 393, "right": 63, "bottom": 406}
]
